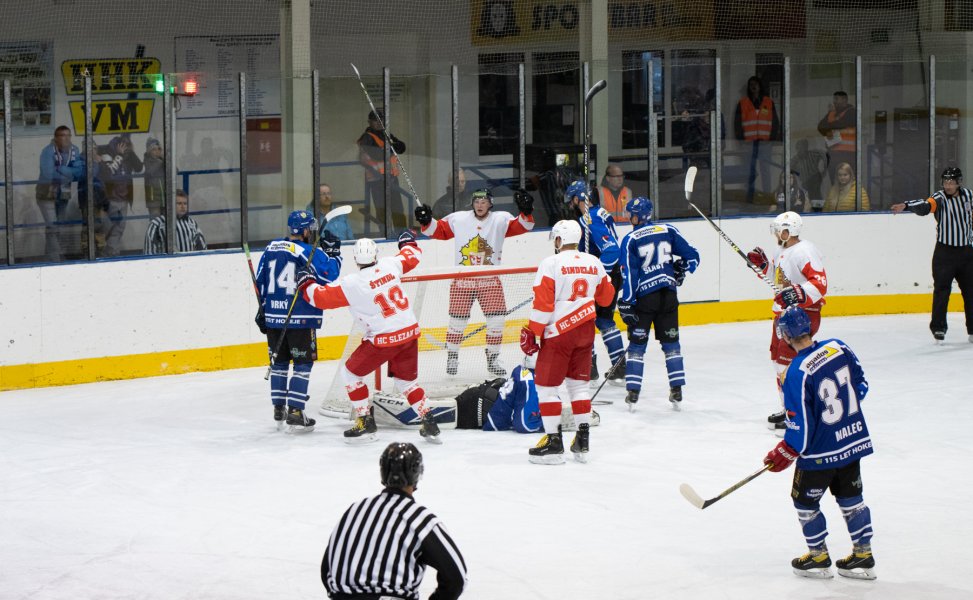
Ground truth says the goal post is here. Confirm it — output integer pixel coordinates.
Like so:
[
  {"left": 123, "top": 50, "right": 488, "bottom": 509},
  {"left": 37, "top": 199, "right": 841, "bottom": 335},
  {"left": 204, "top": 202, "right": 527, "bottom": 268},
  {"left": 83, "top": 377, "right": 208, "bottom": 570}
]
[{"left": 319, "top": 265, "right": 537, "bottom": 418}]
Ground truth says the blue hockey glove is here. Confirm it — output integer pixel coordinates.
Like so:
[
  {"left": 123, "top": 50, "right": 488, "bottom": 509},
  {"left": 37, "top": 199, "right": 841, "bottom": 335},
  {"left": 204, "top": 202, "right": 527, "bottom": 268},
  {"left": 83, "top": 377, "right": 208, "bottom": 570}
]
[
  {"left": 618, "top": 300, "right": 637, "bottom": 327},
  {"left": 672, "top": 259, "right": 688, "bottom": 286},
  {"left": 319, "top": 231, "right": 341, "bottom": 259},
  {"left": 254, "top": 306, "right": 267, "bottom": 335}
]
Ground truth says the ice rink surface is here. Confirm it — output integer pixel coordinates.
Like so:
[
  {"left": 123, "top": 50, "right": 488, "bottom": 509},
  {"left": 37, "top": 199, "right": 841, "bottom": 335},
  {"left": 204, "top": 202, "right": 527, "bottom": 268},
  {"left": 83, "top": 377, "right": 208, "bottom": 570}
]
[{"left": 3, "top": 313, "right": 972, "bottom": 600}]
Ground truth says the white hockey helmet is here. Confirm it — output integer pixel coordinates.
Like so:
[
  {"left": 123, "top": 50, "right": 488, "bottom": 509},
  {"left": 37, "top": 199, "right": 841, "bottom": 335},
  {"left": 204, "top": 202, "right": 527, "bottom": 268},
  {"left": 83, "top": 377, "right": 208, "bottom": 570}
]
[
  {"left": 550, "top": 219, "right": 582, "bottom": 249},
  {"left": 771, "top": 211, "right": 803, "bottom": 239},
  {"left": 353, "top": 238, "right": 378, "bottom": 265}
]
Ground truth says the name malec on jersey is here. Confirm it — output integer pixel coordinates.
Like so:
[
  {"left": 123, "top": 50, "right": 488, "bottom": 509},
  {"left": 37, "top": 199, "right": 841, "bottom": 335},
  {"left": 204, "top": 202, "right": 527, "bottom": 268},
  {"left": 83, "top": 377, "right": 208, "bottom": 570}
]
[{"left": 835, "top": 420, "right": 863, "bottom": 442}]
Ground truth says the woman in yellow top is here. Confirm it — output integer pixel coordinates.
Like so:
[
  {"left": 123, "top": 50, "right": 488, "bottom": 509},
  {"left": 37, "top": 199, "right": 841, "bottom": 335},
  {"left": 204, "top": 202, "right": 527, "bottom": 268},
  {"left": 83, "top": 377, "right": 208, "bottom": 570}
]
[{"left": 824, "top": 162, "right": 870, "bottom": 212}]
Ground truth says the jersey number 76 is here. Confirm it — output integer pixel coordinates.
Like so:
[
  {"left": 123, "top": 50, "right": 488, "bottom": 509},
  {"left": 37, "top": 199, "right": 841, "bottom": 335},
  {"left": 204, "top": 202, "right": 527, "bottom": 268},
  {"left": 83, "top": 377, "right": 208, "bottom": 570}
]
[{"left": 637, "top": 241, "right": 672, "bottom": 272}]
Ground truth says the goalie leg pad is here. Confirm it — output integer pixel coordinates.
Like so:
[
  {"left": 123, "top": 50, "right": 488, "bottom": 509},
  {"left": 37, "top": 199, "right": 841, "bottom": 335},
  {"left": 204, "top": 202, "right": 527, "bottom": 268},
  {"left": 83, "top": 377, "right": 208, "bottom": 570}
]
[{"left": 660, "top": 341, "right": 686, "bottom": 388}]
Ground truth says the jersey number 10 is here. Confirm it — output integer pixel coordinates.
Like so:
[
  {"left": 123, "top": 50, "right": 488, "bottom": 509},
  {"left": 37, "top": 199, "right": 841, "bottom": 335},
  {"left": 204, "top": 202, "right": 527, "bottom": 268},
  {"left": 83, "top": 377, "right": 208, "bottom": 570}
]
[{"left": 374, "top": 285, "right": 409, "bottom": 317}]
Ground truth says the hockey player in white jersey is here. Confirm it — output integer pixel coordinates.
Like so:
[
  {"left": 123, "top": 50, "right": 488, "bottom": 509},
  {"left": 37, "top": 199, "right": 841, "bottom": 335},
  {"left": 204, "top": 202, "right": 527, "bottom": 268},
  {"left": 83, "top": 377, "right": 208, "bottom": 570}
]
[
  {"left": 746, "top": 211, "right": 828, "bottom": 433},
  {"left": 298, "top": 231, "right": 442, "bottom": 444},
  {"left": 414, "top": 188, "right": 535, "bottom": 378},
  {"left": 519, "top": 220, "right": 615, "bottom": 464}
]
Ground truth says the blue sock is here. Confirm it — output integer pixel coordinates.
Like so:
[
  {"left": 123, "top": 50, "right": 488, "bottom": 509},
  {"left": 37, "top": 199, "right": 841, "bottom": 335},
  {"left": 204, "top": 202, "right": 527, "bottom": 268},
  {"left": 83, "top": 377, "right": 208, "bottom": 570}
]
[
  {"left": 794, "top": 500, "right": 829, "bottom": 550},
  {"left": 287, "top": 362, "right": 313, "bottom": 411},
  {"left": 270, "top": 362, "right": 289, "bottom": 407},
  {"left": 661, "top": 342, "right": 686, "bottom": 388},
  {"left": 626, "top": 343, "right": 646, "bottom": 392},
  {"left": 597, "top": 318, "right": 626, "bottom": 365},
  {"left": 837, "top": 495, "right": 873, "bottom": 547}
]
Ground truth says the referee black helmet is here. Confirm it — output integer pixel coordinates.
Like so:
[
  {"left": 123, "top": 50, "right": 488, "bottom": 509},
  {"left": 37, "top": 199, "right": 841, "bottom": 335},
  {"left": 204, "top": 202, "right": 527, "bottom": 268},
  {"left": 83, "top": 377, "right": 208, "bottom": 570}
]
[
  {"left": 942, "top": 167, "right": 963, "bottom": 182},
  {"left": 380, "top": 442, "right": 424, "bottom": 489}
]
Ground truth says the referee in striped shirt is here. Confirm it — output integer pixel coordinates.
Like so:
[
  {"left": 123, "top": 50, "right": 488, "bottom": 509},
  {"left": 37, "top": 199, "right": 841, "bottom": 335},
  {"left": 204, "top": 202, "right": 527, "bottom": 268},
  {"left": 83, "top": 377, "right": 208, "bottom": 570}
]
[
  {"left": 143, "top": 189, "right": 207, "bottom": 255},
  {"left": 892, "top": 166, "right": 973, "bottom": 342},
  {"left": 322, "top": 442, "right": 467, "bottom": 600}
]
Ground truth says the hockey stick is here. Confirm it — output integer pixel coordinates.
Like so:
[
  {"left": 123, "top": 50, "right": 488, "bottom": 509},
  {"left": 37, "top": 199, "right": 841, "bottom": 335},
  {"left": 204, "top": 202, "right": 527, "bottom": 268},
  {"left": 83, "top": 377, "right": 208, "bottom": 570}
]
[
  {"left": 679, "top": 464, "right": 772, "bottom": 510},
  {"left": 350, "top": 63, "right": 420, "bottom": 208},
  {"left": 683, "top": 166, "right": 782, "bottom": 294},
  {"left": 264, "top": 205, "right": 352, "bottom": 380},
  {"left": 423, "top": 296, "right": 534, "bottom": 350},
  {"left": 583, "top": 79, "right": 607, "bottom": 187},
  {"left": 243, "top": 242, "right": 262, "bottom": 303},
  {"left": 590, "top": 353, "right": 625, "bottom": 406}
]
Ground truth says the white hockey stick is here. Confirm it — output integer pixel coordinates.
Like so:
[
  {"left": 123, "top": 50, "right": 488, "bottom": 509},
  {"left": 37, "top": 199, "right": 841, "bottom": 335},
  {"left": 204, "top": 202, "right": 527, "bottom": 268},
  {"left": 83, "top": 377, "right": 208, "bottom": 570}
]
[
  {"left": 679, "top": 464, "right": 772, "bottom": 510},
  {"left": 350, "top": 63, "right": 420, "bottom": 208},
  {"left": 423, "top": 296, "right": 534, "bottom": 350},
  {"left": 582, "top": 79, "right": 607, "bottom": 188},
  {"left": 683, "top": 166, "right": 782, "bottom": 294}
]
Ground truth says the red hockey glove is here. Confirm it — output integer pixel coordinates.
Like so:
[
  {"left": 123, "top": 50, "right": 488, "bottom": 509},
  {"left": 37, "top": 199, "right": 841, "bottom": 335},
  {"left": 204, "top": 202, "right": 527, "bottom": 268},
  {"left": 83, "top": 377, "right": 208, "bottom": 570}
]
[
  {"left": 764, "top": 440, "right": 799, "bottom": 472},
  {"left": 747, "top": 247, "right": 768, "bottom": 273},
  {"left": 519, "top": 326, "right": 540, "bottom": 356},
  {"left": 775, "top": 284, "right": 807, "bottom": 308}
]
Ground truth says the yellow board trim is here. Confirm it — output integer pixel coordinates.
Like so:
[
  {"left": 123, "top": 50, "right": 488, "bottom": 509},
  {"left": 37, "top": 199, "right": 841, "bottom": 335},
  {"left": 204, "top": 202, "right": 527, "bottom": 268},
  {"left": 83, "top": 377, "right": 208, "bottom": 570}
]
[{"left": 0, "top": 293, "right": 963, "bottom": 391}]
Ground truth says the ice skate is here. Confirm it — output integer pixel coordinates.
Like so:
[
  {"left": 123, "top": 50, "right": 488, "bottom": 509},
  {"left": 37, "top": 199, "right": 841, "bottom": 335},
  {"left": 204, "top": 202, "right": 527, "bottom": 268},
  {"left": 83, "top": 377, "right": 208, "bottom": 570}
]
[
  {"left": 273, "top": 404, "right": 286, "bottom": 431},
  {"left": 285, "top": 407, "right": 316, "bottom": 434},
  {"left": 529, "top": 427, "right": 565, "bottom": 465},
  {"left": 419, "top": 413, "right": 442, "bottom": 445},
  {"left": 485, "top": 350, "right": 506, "bottom": 377},
  {"left": 344, "top": 411, "right": 378, "bottom": 444},
  {"left": 933, "top": 330, "right": 946, "bottom": 344},
  {"left": 570, "top": 423, "right": 589, "bottom": 463},
  {"left": 625, "top": 389, "right": 639, "bottom": 412},
  {"left": 669, "top": 386, "right": 682, "bottom": 411},
  {"left": 608, "top": 356, "right": 626, "bottom": 387},
  {"left": 589, "top": 355, "right": 600, "bottom": 387},
  {"left": 791, "top": 548, "right": 833, "bottom": 579},
  {"left": 767, "top": 409, "right": 786, "bottom": 429},
  {"left": 446, "top": 351, "right": 459, "bottom": 376},
  {"left": 836, "top": 547, "right": 876, "bottom": 580}
]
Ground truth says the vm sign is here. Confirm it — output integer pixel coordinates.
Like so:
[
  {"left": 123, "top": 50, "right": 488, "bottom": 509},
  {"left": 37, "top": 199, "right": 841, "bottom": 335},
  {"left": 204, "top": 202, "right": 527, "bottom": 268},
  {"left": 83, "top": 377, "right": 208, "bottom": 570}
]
[{"left": 68, "top": 99, "right": 155, "bottom": 135}]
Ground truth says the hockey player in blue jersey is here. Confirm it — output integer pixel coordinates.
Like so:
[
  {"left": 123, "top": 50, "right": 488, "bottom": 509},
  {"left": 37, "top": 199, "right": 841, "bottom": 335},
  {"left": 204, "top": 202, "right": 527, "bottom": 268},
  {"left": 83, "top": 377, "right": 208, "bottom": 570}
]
[
  {"left": 617, "top": 196, "right": 699, "bottom": 411},
  {"left": 763, "top": 306, "right": 877, "bottom": 581},
  {"left": 255, "top": 210, "right": 342, "bottom": 433},
  {"left": 564, "top": 180, "right": 625, "bottom": 386}
]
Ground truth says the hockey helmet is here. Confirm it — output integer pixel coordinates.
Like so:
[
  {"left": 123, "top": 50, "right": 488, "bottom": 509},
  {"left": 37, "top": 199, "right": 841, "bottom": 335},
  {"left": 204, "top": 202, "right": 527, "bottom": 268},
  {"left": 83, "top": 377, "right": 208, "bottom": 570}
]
[
  {"left": 288, "top": 210, "right": 318, "bottom": 236},
  {"left": 942, "top": 167, "right": 963, "bottom": 182},
  {"left": 777, "top": 306, "right": 812, "bottom": 339},
  {"left": 380, "top": 442, "right": 424, "bottom": 489},
  {"left": 470, "top": 188, "right": 494, "bottom": 208},
  {"left": 771, "top": 211, "right": 803, "bottom": 239},
  {"left": 353, "top": 238, "right": 378, "bottom": 266},
  {"left": 550, "top": 219, "right": 583, "bottom": 248},
  {"left": 625, "top": 196, "right": 653, "bottom": 222},
  {"left": 564, "top": 180, "right": 590, "bottom": 204}
]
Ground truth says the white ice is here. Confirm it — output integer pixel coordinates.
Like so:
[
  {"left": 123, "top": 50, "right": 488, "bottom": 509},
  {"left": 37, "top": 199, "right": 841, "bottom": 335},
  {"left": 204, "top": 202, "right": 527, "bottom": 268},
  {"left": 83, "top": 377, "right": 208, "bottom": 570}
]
[{"left": 3, "top": 313, "right": 972, "bottom": 600}]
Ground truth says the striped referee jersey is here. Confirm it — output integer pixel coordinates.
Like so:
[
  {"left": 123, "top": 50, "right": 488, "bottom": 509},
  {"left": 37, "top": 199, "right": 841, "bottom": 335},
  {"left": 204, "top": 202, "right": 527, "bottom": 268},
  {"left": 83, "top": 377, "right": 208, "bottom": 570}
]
[
  {"left": 144, "top": 215, "right": 207, "bottom": 254},
  {"left": 909, "top": 187, "right": 973, "bottom": 246},
  {"left": 322, "top": 488, "right": 467, "bottom": 600}
]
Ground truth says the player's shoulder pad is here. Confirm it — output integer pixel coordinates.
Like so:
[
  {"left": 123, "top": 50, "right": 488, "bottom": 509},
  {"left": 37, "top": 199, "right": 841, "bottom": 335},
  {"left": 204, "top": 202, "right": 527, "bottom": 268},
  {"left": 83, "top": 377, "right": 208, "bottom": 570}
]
[
  {"left": 266, "top": 239, "right": 305, "bottom": 257},
  {"left": 799, "top": 340, "right": 844, "bottom": 374},
  {"left": 594, "top": 207, "right": 610, "bottom": 221}
]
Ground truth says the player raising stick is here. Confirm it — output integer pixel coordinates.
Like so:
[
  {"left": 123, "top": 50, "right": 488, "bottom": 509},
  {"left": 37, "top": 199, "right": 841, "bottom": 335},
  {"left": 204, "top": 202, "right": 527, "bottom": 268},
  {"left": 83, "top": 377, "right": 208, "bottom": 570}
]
[
  {"left": 298, "top": 231, "right": 442, "bottom": 445},
  {"left": 414, "top": 188, "right": 535, "bottom": 378},
  {"left": 520, "top": 220, "right": 615, "bottom": 465},
  {"left": 746, "top": 211, "right": 827, "bottom": 434}
]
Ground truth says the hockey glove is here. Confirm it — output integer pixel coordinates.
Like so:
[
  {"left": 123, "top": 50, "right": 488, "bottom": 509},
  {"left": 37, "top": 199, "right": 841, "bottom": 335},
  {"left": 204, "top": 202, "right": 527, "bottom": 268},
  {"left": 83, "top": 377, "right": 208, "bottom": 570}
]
[
  {"left": 775, "top": 284, "right": 807, "bottom": 308},
  {"left": 398, "top": 229, "right": 418, "bottom": 250},
  {"left": 747, "top": 247, "right": 769, "bottom": 272},
  {"left": 672, "top": 259, "right": 688, "bottom": 286},
  {"left": 295, "top": 265, "right": 317, "bottom": 295},
  {"left": 319, "top": 231, "right": 342, "bottom": 259},
  {"left": 519, "top": 326, "right": 540, "bottom": 356},
  {"left": 902, "top": 198, "right": 931, "bottom": 215},
  {"left": 618, "top": 300, "right": 637, "bottom": 327},
  {"left": 414, "top": 204, "right": 433, "bottom": 227},
  {"left": 254, "top": 306, "right": 268, "bottom": 335},
  {"left": 514, "top": 188, "right": 534, "bottom": 216},
  {"left": 764, "top": 440, "right": 798, "bottom": 472}
]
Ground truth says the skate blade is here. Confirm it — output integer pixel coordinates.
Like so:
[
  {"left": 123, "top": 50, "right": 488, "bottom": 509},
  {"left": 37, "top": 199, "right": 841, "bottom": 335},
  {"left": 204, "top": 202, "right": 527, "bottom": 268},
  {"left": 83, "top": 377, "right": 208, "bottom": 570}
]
[
  {"left": 607, "top": 379, "right": 626, "bottom": 387},
  {"left": 344, "top": 433, "right": 378, "bottom": 445},
  {"left": 792, "top": 567, "right": 833, "bottom": 579},
  {"left": 838, "top": 567, "right": 876, "bottom": 580},
  {"left": 286, "top": 424, "right": 315, "bottom": 434},
  {"left": 571, "top": 451, "right": 589, "bottom": 463},
  {"left": 276, "top": 421, "right": 284, "bottom": 432},
  {"left": 528, "top": 454, "right": 566, "bottom": 465},
  {"left": 421, "top": 434, "right": 443, "bottom": 445},
  {"left": 774, "top": 428, "right": 785, "bottom": 438},
  {"left": 588, "top": 378, "right": 600, "bottom": 388},
  {"left": 627, "top": 403, "right": 637, "bottom": 413},
  {"left": 670, "top": 401, "right": 681, "bottom": 412}
]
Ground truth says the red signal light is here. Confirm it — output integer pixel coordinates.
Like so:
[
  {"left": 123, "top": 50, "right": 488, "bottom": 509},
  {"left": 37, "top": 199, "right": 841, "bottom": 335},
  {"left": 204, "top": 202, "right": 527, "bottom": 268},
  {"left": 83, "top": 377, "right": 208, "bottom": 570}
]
[{"left": 183, "top": 80, "right": 198, "bottom": 96}]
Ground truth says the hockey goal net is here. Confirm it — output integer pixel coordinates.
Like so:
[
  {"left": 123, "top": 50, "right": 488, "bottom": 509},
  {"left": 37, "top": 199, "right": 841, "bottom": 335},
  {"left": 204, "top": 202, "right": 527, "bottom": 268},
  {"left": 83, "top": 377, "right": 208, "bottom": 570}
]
[{"left": 319, "top": 265, "right": 537, "bottom": 418}]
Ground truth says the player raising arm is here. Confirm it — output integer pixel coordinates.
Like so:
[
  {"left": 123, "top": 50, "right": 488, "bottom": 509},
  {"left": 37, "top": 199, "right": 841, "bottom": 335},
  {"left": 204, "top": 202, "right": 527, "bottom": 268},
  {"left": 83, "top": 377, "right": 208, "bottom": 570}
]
[
  {"left": 299, "top": 231, "right": 442, "bottom": 444},
  {"left": 520, "top": 220, "right": 615, "bottom": 464},
  {"left": 414, "top": 188, "right": 535, "bottom": 377}
]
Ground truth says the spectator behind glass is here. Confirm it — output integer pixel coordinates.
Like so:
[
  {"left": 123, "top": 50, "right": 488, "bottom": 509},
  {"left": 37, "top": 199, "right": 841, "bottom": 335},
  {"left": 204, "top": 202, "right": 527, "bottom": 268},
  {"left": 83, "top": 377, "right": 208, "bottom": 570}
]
[
  {"left": 357, "top": 109, "right": 408, "bottom": 235},
  {"left": 734, "top": 75, "right": 781, "bottom": 204},
  {"left": 775, "top": 170, "right": 811, "bottom": 214},
  {"left": 143, "top": 137, "right": 165, "bottom": 218},
  {"left": 791, "top": 138, "right": 828, "bottom": 204},
  {"left": 306, "top": 183, "right": 353, "bottom": 240},
  {"left": 143, "top": 189, "right": 207, "bottom": 255},
  {"left": 817, "top": 91, "right": 857, "bottom": 183},
  {"left": 824, "top": 162, "right": 870, "bottom": 212},
  {"left": 599, "top": 164, "right": 632, "bottom": 222},
  {"left": 432, "top": 168, "right": 469, "bottom": 219},
  {"left": 96, "top": 134, "right": 143, "bottom": 257},
  {"left": 36, "top": 125, "right": 83, "bottom": 262}
]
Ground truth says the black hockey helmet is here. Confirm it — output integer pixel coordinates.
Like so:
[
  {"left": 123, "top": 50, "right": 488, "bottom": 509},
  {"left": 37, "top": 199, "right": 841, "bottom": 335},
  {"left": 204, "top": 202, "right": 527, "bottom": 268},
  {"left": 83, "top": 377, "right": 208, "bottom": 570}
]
[
  {"left": 380, "top": 442, "right": 424, "bottom": 489},
  {"left": 941, "top": 167, "right": 962, "bottom": 182},
  {"left": 471, "top": 188, "right": 494, "bottom": 208}
]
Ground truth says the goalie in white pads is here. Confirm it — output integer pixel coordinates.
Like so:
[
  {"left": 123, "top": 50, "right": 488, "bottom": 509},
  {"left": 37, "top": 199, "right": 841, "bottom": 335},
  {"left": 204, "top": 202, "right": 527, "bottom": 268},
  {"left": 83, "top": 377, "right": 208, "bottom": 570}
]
[
  {"left": 520, "top": 220, "right": 615, "bottom": 464},
  {"left": 298, "top": 231, "right": 442, "bottom": 445},
  {"left": 414, "top": 188, "right": 535, "bottom": 378}
]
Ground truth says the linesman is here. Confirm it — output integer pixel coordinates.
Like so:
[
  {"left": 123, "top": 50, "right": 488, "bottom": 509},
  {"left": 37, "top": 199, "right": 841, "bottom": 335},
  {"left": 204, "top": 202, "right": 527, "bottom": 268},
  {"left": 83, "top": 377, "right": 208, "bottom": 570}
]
[
  {"left": 892, "top": 167, "right": 973, "bottom": 343},
  {"left": 322, "top": 442, "right": 467, "bottom": 600}
]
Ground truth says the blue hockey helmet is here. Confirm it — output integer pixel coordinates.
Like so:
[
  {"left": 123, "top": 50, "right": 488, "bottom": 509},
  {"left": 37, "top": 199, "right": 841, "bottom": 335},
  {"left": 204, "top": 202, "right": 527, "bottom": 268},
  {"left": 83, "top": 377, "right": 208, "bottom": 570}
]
[
  {"left": 564, "top": 180, "right": 589, "bottom": 204},
  {"left": 288, "top": 210, "right": 318, "bottom": 235},
  {"left": 380, "top": 442, "right": 424, "bottom": 489},
  {"left": 777, "top": 306, "right": 812, "bottom": 339},
  {"left": 626, "top": 196, "right": 653, "bottom": 222}
]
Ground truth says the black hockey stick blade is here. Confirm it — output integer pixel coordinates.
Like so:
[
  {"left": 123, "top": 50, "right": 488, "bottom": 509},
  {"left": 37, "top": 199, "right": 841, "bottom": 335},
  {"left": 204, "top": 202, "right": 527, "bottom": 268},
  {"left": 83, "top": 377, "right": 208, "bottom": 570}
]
[
  {"left": 679, "top": 464, "right": 772, "bottom": 510},
  {"left": 584, "top": 79, "right": 607, "bottom": 105},
  {"left": 684, "top": 166, "right": 698, "bottom": 201}
]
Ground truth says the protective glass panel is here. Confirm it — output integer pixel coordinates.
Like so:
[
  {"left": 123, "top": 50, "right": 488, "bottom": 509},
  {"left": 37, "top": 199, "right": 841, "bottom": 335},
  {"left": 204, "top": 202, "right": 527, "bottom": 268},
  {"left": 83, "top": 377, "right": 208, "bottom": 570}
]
[
  {"left": 387, "top": 73, "right": 437, "bottom": 239},
  {"left": 933, "top": 58, "right": 966, "bottom": 202}
]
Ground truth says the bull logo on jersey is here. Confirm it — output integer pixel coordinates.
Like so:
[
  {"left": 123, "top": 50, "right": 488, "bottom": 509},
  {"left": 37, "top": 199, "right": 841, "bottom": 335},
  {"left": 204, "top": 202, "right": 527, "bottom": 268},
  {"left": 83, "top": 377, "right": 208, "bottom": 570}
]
[{"left": 459, "top": 234, "right": 495, "bottom": 266}]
